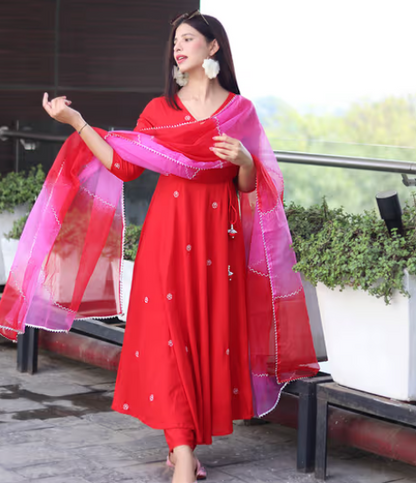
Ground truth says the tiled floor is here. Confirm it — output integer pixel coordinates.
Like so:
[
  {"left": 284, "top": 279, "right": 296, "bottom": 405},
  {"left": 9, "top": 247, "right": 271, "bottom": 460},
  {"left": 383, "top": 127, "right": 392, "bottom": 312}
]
[{"left": 1, "top": 340, "right": 416, "bottom": 483}]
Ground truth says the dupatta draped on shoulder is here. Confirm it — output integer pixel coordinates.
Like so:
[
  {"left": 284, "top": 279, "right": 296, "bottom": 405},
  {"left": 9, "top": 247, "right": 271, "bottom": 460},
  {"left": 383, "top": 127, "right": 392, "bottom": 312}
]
[{"left": 0, "top": 95, "right": 318, "bottom": 416}]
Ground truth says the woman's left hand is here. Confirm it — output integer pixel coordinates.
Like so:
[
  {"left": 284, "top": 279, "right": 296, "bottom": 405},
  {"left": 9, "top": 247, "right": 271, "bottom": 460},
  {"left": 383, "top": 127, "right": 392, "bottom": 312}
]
[{"left": 211, "top": 135, "right": 253, "bottom": 168}]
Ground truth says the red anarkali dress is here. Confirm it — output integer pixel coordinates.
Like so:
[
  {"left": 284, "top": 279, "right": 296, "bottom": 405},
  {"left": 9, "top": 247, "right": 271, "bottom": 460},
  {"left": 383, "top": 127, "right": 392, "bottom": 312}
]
[{"left": 111, "top": 93, "right": 254, "bottom": 446}]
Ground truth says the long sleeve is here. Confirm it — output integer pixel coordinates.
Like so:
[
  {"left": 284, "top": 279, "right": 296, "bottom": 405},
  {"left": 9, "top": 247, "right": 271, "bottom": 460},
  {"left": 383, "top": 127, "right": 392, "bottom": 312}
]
[{"left": 109, "top": 109, "right": 154, "bottom": 182}]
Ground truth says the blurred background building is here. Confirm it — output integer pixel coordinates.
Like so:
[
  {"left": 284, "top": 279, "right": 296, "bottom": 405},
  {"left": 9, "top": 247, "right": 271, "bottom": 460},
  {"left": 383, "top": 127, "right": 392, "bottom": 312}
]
[{"left": 0, "top": 0, "right": 198, "bottom": 225}]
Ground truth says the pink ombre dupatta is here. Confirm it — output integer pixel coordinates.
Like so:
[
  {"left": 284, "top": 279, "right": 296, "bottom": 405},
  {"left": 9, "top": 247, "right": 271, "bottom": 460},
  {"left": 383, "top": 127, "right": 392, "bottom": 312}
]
[{"left": 0, "top": 95, "right": 318, "bottom": 416}]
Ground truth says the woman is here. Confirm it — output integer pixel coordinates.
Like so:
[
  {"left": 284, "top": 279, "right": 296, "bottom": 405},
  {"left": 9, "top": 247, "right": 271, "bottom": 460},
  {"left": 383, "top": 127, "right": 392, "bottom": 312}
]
[{"left": 0, "top": 11, "right": 318, "bottom": 483}]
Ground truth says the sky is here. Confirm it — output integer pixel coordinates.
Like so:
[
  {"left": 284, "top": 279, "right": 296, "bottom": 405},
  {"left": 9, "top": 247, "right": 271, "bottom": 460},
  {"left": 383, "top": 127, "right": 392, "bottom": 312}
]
[{"left": 201, "top": 0, "right": 416, "bottom": 110}]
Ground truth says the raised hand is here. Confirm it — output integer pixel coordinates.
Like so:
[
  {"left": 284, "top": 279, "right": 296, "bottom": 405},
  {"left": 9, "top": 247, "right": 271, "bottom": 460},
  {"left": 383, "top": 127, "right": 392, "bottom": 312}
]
[
  {"left": 211, "top": 134, "right": 253, "bottom": 168},
  {"left": 42, "top": 93, "right": 81, "bottom": 127}
]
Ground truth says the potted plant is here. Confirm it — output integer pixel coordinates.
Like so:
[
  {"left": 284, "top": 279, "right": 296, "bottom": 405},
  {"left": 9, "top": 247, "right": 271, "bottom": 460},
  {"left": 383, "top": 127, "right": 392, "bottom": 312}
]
[
  {"left": 290, "top": 197, "right": 416, "bottom": 400},
  {"left": 285, "top": 201, "right": 331, "bottom": 363},
  {"left": 0, "top": 165, "right": 45, "bottom": 284}
]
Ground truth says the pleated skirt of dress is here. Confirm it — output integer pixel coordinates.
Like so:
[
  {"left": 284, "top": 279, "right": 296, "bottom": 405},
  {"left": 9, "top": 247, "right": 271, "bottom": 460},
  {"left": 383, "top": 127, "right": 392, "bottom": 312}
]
[{"left": 112, "top": 173, "right": 254, "bottom": 446}]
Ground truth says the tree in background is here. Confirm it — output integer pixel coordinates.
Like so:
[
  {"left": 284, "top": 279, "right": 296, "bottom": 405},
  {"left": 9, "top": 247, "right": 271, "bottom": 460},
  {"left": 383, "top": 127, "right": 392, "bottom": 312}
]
[{"left": 258, "top": 95, "right": 416, "bottom": 212}]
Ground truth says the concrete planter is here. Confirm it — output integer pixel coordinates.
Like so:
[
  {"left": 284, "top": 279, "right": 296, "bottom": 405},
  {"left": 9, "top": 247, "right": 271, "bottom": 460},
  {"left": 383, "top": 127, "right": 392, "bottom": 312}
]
[
  {"left": 0, "top": 204, "right": 29, "bottom": 284},
  {"left": 301, "top": 274, "right": 327, "bottom": 362},
  {"left": 0, "top": 237, "right": 20, "bottom": 282},
  {"left": 316, "top": 271, "right": 416, "bottom": 400},
  {"left": 118, "top": 260, "right": 134, "bottom": 322}
]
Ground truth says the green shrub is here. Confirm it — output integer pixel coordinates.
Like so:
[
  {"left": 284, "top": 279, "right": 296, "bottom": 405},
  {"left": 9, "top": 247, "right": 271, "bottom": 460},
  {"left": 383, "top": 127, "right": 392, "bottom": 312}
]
[
  {"left": 289, "top": 196, "right": 416, "bottom": 304},
  {"left": 285, "top": 198, "right": 345, "bottom": 249},
  {"left": 124, "top": 224, "right": 142, "bottom": 261},
  {"left": 5, "top": 214, "right": 29, "bottom": 240},
  {"left": 0, "top": 165, "right": 45, "bottom": 214}
]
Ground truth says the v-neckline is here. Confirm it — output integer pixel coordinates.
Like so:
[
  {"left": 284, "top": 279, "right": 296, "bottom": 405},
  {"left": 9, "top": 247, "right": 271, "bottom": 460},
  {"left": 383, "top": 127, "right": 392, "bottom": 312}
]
[{"left": 176, "top": 92, "right": 235, "bottom": 122}]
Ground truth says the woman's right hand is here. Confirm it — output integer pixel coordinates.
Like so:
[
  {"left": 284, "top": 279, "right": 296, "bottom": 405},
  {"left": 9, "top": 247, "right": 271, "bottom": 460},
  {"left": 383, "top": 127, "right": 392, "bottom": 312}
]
[{"left": 42, "top": 93, "right": 82, "bottom": 128}]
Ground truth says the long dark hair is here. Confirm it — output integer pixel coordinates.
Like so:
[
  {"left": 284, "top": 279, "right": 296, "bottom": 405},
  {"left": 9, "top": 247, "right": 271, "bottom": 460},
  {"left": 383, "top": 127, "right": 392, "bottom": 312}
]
[{"left": 164, "top": 14, "right": 240, "bottom": 109}]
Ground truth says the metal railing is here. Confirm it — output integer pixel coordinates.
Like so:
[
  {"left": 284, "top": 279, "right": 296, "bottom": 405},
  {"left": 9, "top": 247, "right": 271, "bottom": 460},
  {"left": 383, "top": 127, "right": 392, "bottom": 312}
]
[
  {"left": 1, "top": 125, "right": 416, "bottom": 185},
  {"left": 275, "top": 151, "right": 416, "bottom": 175},
  {"left": 0, "top": 127, "right": 67, "bottom": 143}
]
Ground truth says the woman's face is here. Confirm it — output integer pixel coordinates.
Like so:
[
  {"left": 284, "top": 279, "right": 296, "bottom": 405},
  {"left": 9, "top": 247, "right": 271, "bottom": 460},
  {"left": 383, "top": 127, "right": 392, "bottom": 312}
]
[{"left": 173, "top": 23, "right": 215, "bottom": 73}]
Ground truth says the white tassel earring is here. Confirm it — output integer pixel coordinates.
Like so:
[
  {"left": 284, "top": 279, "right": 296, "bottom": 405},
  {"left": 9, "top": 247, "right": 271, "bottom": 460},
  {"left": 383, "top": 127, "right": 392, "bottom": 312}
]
[
  {"left": 202, "top": 58, "right": 220, "bottom": 79},
  {"left": 173, "top": 66, "right": 189, "bottom": 86}
]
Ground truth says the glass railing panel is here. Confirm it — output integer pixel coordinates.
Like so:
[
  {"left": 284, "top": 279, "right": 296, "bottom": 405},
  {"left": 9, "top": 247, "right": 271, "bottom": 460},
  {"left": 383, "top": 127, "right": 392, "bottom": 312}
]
[{"left": 281, "top": 163, "right": 416, "bottom": 214}]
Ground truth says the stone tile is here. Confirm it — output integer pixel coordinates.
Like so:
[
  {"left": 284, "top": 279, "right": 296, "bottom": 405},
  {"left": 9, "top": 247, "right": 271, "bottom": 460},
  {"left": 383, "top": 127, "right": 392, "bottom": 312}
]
[
  {"left": 60, "top": 368, "right": 117, "bottom": 386},
  {"left": 14, "top": 457, "right": 102, "bottom": 480},
  {"left": 0, "top": 441, "right": 65, "bottom": 468},
  {"left": 81, "top": 411, "right": 142, "bottom": 431},
  {"left": 25, "top": 423, "right": 136, "bottom": 450},
  {"left": 0, "top": 429, "right": 52, "bottom": 446},
  {"left": 0, "top": 375, "right": 22, "bottom": 387},
  {"left": 195, "top": 433, "right": 289, "bottom": 468},
  {"left": 88, "top": 383, "right": 116, "bottom": 392},
  {"left": 86, "top": 462, "right": 170, "bottom": 483},
  {"left": 0, "top": 413, "right": 21, "bottom": 423},
  {"left": 77, "top": 453, "right": 138, "bottom": 470},
  {"left": 44, "top": 416, "right": 84, "bottom": 427},
  {"left": 324, "top": 454, "right": 416, "bottom": 483},
  {"left": 399, "top": 467, "right": 416, "bottom": 481},
  {"left": 82, "top": 468, "right": 140, "bottom": 483},
  {"left": 0, "top": 466, "right": 26, "bottom": 483},
  {"left": 0, "top": 387, "right": 14, "bottom": 395},
  {"left": 0, "top": 419, "right": 53, "bottom": 432},
  {"left": 2, "top": 340, "right": 416, "bottom": 483},
  {"left": 192, "top": 465, "right": 248, "bottom": 482},
  {"left": 218, "top": 459, "right": 294, "bottom": 483},
  {"left": 69, "top": 443, "right": 139, "bottom": 465},
  {"left": 26, "top": 477, "right": 90, "bottom": 483},
  {"left": 117, "top": 426, "right": 165, "bottom": 442},
  {"left": 20, "top": 382, "right": 93, "bottom": 398},
  {"left": 0, "top": 398, "right": 46, "bottom": 413},
  {"left": 42, "top": 400, "right": 88, "bottom": 412},
  {"left": 95, "top": 462, "right": 244, "bottom": 483},
  {"left": 111, "top": 432, "right": 167, "bottom": 453},
  {"left": 107, "top": 444, "right": 168, "bottom": 465}
]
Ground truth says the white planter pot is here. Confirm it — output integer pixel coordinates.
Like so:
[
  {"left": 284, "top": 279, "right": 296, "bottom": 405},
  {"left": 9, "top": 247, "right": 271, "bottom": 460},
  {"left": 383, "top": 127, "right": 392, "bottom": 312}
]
[
  {"left": 301, "top": 274, "right": 327, "bottom": 362},
  {"left": 0, "top": 204, "right": 29, "bottom": 284},
  {"left": 118, "top": 260, "right": 134, "bottom": 322},
  {"left": 0, "top": 237, "right": 19, "bottom": 283},
  {"left": 316, "top": 271, "right": 416, "bottom": 400}
]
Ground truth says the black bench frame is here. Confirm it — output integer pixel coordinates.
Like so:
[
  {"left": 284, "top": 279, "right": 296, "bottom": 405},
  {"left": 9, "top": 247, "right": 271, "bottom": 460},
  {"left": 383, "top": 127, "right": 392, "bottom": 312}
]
[
  {"left": 283, "top": 374, "right": 332, "bottom": 473},
  {"left": 16, "top": 319, "right": 124, "bottom": 374},
  {"left": 315, "top": 381, "right": 416, "bottom": 480}
]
